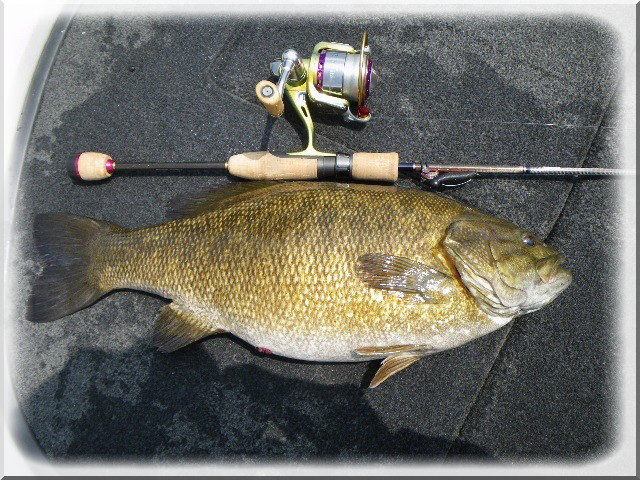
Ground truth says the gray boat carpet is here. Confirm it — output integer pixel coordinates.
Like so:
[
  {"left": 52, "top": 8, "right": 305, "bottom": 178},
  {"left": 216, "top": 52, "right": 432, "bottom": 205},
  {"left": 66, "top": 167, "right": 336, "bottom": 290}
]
[{"left": 8, "top": 13, "right": 625, "bottom": 461}]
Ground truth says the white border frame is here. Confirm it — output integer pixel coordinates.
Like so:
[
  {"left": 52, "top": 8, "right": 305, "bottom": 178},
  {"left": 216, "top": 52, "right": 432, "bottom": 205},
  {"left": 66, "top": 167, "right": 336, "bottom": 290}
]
[{"left": 3, "top": 1, "right": 636, "bottom": 476}]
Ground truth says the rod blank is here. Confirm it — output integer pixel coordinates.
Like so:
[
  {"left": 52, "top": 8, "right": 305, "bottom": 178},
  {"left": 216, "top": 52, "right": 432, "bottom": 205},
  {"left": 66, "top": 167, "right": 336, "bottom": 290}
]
[
  {"left": 70, "top": 152, "right": 227, "bottom": 181},
  {"left": 424, "top": 164, "right": 635, "bottom": 176}
]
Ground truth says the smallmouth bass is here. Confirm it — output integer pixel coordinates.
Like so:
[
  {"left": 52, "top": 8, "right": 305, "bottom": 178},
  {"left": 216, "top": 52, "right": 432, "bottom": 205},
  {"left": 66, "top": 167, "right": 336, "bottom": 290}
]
[{"left": 29, "top": 182, "right": 571, "bottom": 387}]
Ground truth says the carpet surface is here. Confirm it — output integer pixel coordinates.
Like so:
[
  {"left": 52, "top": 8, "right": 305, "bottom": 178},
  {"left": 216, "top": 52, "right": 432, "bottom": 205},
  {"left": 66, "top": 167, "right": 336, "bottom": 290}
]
[{"left": 8, "top": 12, "right": 627, "bottom": 461}]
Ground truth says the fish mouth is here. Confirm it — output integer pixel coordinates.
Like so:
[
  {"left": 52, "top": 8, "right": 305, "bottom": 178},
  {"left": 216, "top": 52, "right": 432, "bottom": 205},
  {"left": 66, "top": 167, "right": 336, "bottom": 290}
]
[
  {"left": 524, "top": 266, "right": 572, "bottom": 313},
  {"left": 551, "top": 267, "right": 572, "bottom": 290},
  {"left": 536, "top": 254, "right": 566, "bottom": 284}
]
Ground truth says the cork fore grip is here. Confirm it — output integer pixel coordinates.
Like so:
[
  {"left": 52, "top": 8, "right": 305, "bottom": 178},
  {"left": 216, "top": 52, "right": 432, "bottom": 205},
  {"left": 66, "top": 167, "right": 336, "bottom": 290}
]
[
  {"left": 255, "top": 80, "right": 284, "bottom": 117},
  {"left": 227, "top": 151, "right": 317, "bottom": 180},
  {"left": 73, "top": 152, "right": 115, "bottom": 181},
  {"left": 351, "top": 152, "right": 399, "bottom": 182}
]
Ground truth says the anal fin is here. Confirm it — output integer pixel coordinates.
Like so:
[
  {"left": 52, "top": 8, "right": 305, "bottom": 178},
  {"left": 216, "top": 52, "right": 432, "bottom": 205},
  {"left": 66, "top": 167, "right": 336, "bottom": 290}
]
[
  {"left": 369, "top": 353, "right": 422, "bottom": 388},
  {"left": 153, "top": 303, "right": 225, "bottom": 353}
]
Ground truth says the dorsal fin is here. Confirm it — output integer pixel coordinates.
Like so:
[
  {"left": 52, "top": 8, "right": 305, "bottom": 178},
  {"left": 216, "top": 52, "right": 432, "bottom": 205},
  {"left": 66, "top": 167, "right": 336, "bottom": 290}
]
[
  {"left": 166, "top": 181, "right": 403, "bottom": 220},
  {"left": 165, "top": 181, "right": 280, "bottom": 220}
]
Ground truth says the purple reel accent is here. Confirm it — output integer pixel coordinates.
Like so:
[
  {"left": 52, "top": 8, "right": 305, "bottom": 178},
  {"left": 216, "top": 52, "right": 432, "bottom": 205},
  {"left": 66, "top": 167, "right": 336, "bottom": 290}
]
[
  {"left": 364, "top": 58, "right": 373, "bottom": 99},
  {"left": 316, "top": 50, "right": 327, "bottom": 90}
]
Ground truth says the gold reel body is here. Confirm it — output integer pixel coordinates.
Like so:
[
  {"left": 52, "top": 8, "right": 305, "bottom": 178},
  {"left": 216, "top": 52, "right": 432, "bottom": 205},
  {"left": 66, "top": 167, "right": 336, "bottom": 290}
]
[{"left": 256, "top": 33, "right": 376, "bottom": 156}]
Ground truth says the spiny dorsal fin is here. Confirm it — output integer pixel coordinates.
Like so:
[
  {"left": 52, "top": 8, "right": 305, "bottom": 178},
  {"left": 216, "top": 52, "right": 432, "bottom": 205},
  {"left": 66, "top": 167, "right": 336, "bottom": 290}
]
[
  {"left": 355, "top": 344, "right": 434, "bottom": 356},
  {"left": 166, "top": 181, "right": 280, "bottom": 220},
  {"left": 166, "top": 181, "right": 400, "bottom": 220},
  {"left": 153, "top": 303, "right": 224, "bottom": 353},
  {"left": 357, "top": 253, "right": 456, "bottom": 303},
  {"left": 369, "top": 353, "right": 422, "bottom": 388}
]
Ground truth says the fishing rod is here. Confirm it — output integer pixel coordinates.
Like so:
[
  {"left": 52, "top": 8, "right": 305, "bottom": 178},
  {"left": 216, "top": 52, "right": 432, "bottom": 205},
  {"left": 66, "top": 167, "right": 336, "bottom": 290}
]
[
  {"left": 70, "top": 151, "right": 634, "bottom": 188},
  {"left": 70, "top": 33, "right": 634, "bottom": 188}
]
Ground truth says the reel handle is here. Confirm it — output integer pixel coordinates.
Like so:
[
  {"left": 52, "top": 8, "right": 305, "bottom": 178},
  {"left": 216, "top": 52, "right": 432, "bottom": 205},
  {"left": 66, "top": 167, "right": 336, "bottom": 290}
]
[
  {"left": 257, "top": 49, "right": 305, "bottom": 118},
  {"left": 255, "top": 80, "right": 284, "bottom": 117}
]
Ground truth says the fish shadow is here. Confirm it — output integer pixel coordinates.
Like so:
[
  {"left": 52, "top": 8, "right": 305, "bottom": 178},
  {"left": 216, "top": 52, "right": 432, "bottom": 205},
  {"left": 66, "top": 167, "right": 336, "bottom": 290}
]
[
  {"left": 221, "top": 334, "right": 387, "bottom": 389},
  {"left": 17, "top": 339, "right": 492, "bottom": 461}
]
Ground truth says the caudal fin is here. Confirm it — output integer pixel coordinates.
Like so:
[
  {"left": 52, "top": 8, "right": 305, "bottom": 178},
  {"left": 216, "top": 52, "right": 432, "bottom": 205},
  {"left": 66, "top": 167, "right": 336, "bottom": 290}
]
[{"left": 27, "top": 213, "right": 125, "bottom": 322}]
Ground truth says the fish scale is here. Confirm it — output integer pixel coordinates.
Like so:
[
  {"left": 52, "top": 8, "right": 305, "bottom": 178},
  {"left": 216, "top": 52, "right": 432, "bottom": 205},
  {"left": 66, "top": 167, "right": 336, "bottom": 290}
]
[
  {"left": 29, "top": 181, "right": 571, "bottom": 387},
  {"left": 95, "top": 183, "right": 492, "bottom": 361}
]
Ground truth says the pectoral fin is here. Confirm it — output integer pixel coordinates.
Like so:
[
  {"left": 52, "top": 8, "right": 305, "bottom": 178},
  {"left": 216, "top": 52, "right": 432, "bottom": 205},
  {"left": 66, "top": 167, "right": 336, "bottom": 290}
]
[
  {"left": 153, "top": 303, "right": 225, "bottom": 353},
  {"left": 369, "top": 353, "right": 423, "bottom": 388},
  {"left": 357, "top": 253, "right": 456, "bottom": 303}
]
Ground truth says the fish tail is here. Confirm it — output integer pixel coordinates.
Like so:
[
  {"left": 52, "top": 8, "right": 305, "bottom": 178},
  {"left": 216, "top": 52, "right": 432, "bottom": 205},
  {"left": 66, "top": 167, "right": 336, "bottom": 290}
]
[{"left": 27, "top": 213, "right": 127, "bottom": 322}]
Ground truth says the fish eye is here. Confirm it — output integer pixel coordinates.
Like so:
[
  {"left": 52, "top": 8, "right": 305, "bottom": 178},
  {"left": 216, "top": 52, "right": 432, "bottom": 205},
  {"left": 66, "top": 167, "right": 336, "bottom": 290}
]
[{"left": 523, "top": 236, "right": 536, "bottom": 247}]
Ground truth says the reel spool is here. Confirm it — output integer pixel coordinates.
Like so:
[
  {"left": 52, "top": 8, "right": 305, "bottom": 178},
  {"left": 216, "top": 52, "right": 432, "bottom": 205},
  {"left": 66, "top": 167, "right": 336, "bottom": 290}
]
[{"left": 256, "top": 32, "right": 378, "bottom": 156}]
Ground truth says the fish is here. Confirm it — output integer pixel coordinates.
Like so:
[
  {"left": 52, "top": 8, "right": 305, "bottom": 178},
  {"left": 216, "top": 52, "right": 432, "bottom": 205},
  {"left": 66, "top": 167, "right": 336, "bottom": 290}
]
[{"left": 28, "top": 181, "right": 572, "bottom": 388}]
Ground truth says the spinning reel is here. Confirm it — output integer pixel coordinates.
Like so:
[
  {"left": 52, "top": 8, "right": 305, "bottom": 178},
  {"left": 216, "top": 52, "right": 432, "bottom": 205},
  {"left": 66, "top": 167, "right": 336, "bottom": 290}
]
[{"left": 255, "top": 32, "right": 378, "bottom": 156}]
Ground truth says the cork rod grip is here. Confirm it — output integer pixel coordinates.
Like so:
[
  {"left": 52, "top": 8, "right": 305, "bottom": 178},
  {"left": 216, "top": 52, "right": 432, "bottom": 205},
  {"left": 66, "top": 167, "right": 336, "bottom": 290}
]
[
  {"left": 351, "top": 152, "right": 399, "bottom": 182},
  {"left": 227, "top": 152, "right": 318, "bottom": 180},
  {"left": 255, "top": 80, "right": 284, "bottom": 117},
  {"left": 72, "top": 152, "right": 115, "bottom": 181}
]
